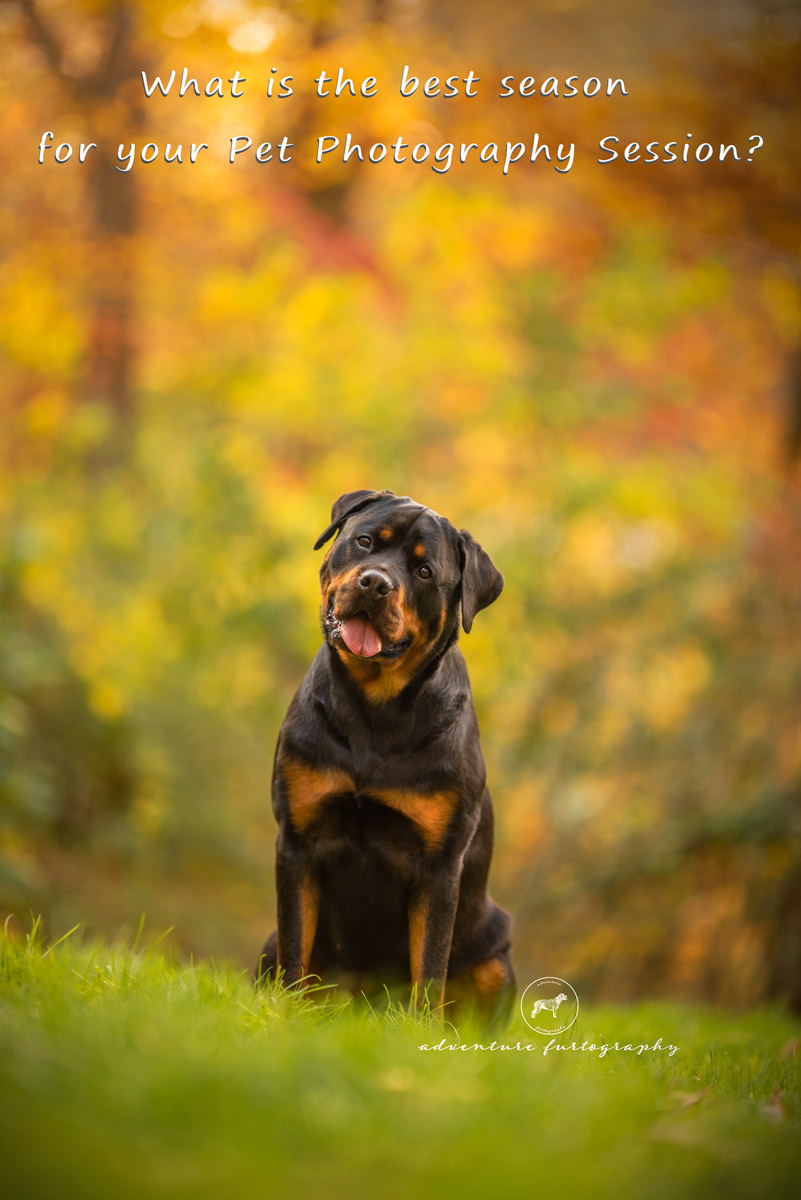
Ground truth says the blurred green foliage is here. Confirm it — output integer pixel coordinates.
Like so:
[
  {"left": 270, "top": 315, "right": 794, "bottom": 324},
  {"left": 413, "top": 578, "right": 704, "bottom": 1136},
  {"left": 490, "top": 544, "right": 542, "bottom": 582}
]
[{"left": 1, "top": 0, "right": 800, "bottom": 1003}]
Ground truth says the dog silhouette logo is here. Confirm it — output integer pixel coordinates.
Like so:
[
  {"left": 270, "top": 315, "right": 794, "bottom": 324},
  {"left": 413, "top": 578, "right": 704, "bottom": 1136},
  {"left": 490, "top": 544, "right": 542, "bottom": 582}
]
[
  {"left": 521, "top": 978, "right": 579, "bottom": 1034},
  {"left": 531, "top": 992, "right": 568, "bottom": 1019}
]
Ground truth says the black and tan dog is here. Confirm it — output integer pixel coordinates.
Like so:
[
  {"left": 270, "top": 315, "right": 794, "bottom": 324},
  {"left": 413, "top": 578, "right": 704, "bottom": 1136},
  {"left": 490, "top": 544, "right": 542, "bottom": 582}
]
[{"left": 257, "top": 489, "right": 514, "bottom": 1018}]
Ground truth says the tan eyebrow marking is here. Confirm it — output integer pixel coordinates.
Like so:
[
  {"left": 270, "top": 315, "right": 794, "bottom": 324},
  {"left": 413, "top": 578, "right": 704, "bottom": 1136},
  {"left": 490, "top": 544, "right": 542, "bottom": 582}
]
[
  {"left": 413, "top": 544, "right": 426, "bottom": 558},
  {"left": 378, "top": 528, "right": 392, "bottom": 540}
]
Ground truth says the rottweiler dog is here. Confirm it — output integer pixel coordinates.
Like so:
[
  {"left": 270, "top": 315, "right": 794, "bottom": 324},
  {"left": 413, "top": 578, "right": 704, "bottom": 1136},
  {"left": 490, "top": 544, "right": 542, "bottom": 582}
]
[{"left": 257, "top": 489, "right": 514, "bottom": 1018}]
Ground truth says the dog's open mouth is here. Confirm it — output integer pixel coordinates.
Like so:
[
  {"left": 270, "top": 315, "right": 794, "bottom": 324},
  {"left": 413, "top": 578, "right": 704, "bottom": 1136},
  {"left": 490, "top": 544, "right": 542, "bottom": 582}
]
[
  {"left": 339, "top": 612, "right": 383, "bottom": 658},
  {"left": 325, "top": 601, "right": 382, "bottom": 658},
  {"left": 325, "top": 599, "right": 411, "bottom": 660},
  {"left": 326, "top": 600, "right": 417, "bottom": 667}
]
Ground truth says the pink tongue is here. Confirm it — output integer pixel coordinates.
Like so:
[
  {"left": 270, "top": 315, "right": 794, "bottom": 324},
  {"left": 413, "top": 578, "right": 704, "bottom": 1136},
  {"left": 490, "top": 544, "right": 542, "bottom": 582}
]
[{"left": 341, "top": 615, "right": 383, "bottom": 658}]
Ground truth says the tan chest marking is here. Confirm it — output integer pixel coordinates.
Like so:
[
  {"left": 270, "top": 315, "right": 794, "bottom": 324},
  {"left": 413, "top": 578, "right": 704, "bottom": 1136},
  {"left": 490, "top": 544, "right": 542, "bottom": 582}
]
[
  {"left": 368, "top": 788, "right": 458, "bottom": 850},
  {"left": 283, "top": 761, "right": 355, "bottom": 832},
  {"left": 284, "top": 765, "right": 458, "bottom": 850}
]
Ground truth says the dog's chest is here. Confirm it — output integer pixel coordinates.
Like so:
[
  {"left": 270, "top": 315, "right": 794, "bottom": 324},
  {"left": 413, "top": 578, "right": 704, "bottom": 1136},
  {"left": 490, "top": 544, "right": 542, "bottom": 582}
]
[
  {"left": 285, "top": 759, "right": 457, "bottom": 866},
  {"left": 312, "top": 790, "right": 425, "bottom": 856}
]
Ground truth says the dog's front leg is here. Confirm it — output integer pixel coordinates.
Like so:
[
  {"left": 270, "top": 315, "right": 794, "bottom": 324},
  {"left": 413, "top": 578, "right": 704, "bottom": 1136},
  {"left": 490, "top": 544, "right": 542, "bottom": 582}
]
[
  {"left": 409, "top": 860, "right": 463, "bottom": 1011},
  {"left": 275, "top": 824, "right": 320, "bottom": 987}
]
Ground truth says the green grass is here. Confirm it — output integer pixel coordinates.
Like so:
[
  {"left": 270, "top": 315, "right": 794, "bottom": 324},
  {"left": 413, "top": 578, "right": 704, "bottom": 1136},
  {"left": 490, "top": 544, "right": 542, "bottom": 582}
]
[{"left": 1, "top": 919, "right": 799, "bottom": 1200}]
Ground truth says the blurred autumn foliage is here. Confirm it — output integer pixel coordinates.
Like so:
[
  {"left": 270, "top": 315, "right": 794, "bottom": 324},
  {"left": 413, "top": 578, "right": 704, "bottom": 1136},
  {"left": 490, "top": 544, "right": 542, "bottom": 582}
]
[{"left": 1, "top": 0, "right": 800, "bottom": 1007}]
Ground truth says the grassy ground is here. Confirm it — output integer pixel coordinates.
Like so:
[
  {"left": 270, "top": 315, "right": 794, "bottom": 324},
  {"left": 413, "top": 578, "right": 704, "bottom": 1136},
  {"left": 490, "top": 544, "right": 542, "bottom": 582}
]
[{"left": 1, "top": 920, "right": 799, "bottom": 1200}]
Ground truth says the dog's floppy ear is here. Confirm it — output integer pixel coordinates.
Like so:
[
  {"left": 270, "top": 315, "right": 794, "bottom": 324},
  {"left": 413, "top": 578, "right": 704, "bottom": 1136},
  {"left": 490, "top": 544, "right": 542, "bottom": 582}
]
[
  {"left": 313, "top": 489, "right": 395, "bottom": 550},
  {"left": 458, "top": 529, "right": 504, "bottom": 633}
]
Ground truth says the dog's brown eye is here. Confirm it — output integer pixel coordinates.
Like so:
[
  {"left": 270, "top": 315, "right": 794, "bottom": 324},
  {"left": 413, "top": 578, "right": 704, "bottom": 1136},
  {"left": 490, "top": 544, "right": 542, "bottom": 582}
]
[
  {"left": 357, "top": 535, "right": 371, "bottom": 548},
  {"left": 417, "top": 565, "right": 432, "bottom": 579}
]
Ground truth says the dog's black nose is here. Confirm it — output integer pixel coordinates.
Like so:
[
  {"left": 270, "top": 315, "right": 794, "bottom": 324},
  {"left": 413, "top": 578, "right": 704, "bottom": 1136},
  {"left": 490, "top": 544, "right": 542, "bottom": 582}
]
[{"left": 358, "top": 570, "right": 394, "bottom": 600}]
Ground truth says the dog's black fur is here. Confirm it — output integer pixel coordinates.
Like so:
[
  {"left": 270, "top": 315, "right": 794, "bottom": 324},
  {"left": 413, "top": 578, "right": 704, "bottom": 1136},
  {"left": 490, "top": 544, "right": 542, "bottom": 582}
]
[{"left": 257, "top": 489, "right": 513, "bottom": 1017}]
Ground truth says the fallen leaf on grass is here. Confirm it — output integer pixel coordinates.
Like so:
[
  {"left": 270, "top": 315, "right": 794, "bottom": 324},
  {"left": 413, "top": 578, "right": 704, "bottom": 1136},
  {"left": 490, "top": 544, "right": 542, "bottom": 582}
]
[
  {"left": 776, "top": 1038, "right": 799, "bottom": 1063},
  {"left": 649, "top": 1120, "right": 750, "bottom": 1160},
  {"left": 761, "top": 1087, "right": 790, "bottom": 1124},
  {"left": 650, "top": 1121, "right": 707, "bottom": 1147},
  {"left": 667, "top": 1088, "right": 709, "bottom": 1109}
]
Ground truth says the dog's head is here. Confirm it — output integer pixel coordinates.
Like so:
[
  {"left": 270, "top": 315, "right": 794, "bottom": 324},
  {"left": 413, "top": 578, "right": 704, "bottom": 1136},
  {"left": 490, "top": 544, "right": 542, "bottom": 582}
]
[{"left": 314, "top": 489, "right": 503, "bottom": 703}]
